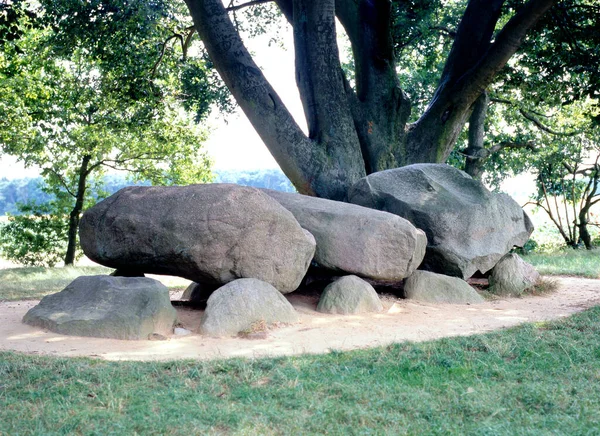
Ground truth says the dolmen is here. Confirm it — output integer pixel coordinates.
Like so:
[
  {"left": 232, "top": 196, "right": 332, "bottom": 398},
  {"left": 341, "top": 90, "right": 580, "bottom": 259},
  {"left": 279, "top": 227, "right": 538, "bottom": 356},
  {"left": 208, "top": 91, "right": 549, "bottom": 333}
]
[{"left": 23, "top": 164, "right": 536, "bottom": 340}]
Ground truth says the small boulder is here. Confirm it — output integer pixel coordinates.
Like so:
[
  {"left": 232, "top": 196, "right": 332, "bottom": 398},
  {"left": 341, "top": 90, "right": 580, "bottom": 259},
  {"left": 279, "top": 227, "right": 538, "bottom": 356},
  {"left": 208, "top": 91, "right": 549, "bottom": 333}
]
[
  {"left": 488, "top": 253, "right": 540, "bottom": 297},
  {"left": 199, "top": 279, "right": 298, "bottom": 337},
  {"left": 181, "top": 282, "right": 218, "bottom": 303},
  {"left": 348, "top": 164, "right": 533, "bottom": 278},
  {"left": 23, "top": 276, "right": 176, "bottom": 340},
  {"left": 403, "top": 270, "right": 484, "bottom": 304},
  {"left": 263, "top": 189, "right": 426, "bottom": 281},
  {"left": 316, "top": 275, "right": 383, "bottom": 315},
  {"left": 79, "top": 184, "right": 316, "bottom": 293}
]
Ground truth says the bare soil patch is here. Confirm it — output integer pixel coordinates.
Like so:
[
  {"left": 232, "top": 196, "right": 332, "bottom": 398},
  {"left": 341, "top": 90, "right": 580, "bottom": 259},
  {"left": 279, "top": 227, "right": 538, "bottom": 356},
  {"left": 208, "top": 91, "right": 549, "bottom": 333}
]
[{"left": 1, "top": 276, "right": 599, "bottom": 361}]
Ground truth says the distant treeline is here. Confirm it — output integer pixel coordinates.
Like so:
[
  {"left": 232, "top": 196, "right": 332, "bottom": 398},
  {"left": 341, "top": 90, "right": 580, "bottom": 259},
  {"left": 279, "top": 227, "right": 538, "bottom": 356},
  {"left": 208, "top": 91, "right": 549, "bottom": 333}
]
[{"left": 0, "top": 169, "right": 295, "bottom": 215}]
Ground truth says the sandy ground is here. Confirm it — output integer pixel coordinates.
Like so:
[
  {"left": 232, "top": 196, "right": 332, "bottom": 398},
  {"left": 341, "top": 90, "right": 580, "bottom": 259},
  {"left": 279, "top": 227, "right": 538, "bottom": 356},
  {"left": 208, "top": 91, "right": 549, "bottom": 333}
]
[{"left": 1, "top": 276, "right": 599, "bottom": 362}]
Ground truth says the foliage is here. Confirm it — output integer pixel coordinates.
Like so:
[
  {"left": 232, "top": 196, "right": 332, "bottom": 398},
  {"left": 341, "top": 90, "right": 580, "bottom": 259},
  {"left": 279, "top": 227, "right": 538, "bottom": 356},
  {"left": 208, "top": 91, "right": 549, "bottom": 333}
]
[
  {"left": 214, "top": 168, "right": 295, "bottom": 192},
  {"left": 0, "top": 265, "right": 112, "bottom": 301},
  {"left": 522, "top": 121, "right": 600, "bottom": 249},
  {"left": 523, "top": 249, "right": 600, "bottom": 278},
  {"left": 512, "top": 238, "right": 539, "bottom": 255},
  {"left": 2, "top": 307, "right": 600, "bottom": 433},
  {"left": 0, "top": 202, "right": 68, "bottom": 267},
  {"left": 0, "top": 169, "right": 295, "bottom": 217},
  {"left": 0, "top": 0, "right": 214, "bottom": 265},
  {"left": 0, "top": 177, "right": 52, "bottom": 215}
]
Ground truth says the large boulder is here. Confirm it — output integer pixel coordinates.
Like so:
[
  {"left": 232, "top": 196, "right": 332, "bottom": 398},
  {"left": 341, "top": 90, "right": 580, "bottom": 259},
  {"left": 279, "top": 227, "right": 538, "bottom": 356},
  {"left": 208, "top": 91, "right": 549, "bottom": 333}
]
[
  {"left": 263, "top": 190, "right": 426, "bottom": 281},
  {"left": 316, "top": 275, "right": 383, "bottom": 314},
  {"left": 199, "top": 278, "right": 298, "bottom": 337},
  {"left": 488, "top": 253, "right": 541, "bottom": 297},
  {"left": 348, "top": 164, "right": 533, "bottom": 278},
  {"left": 23, "top": 276, "right": 176, "bottom": 340},
  {"left": 403, "top": 271, "right": 484, "bottom": 304},
  {"left": 80, "top": 184, "right": 316, "bottom": 293}
]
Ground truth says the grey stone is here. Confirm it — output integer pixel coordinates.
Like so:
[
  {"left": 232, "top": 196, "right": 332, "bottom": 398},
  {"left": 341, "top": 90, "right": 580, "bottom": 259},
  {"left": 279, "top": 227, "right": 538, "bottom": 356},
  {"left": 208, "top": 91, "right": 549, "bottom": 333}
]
[
  {"left": 181, "top": 282, "right": 217, "bottom": 303},
  {"left": 23, "top": 276, "right": 177, "bottom": 340},
  {"left": 80, "top": 184, "right": 316, "bottom": 293},
  {"left": 349, "top": 164, "right": 533, "bottom": 278},
  {"left": 403, "top": 270, "right": 484, "bottom": 304},
  {"left": 199, "top": 278, "right": 299, "bottom": 337},
  {"left": 488, "top": 253, "right": 540, "bottom": 297},
  {"left": 317, "top": 275, "right": 383, "bottom": 314},
  {"left": 263, "top": 189, "right": 426, "bottom": 281}
]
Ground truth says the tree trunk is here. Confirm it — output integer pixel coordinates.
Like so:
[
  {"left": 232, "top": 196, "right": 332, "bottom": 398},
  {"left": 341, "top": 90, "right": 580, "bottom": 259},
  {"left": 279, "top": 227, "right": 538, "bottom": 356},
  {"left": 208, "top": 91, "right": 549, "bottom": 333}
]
[
  {"left": 64, "top": 155, "right": 91, "bottom": 266},
  {"left": 578, "top": 215, "right": 592, "bottom": 250},
  {"left": 578, "top": 200, "right": 595, "bottom": 250},
  {"left": 184, "top": 0, "right": 365, "bottom": 200},
  {"left": 184, "top": 0, "right": 558, "bottom": 199},
  {"left": 335, "top": 0, "right": 411, "bottom": 172},
  {"left": 464, "top": 91, "right": 490, "bottom": 179}
]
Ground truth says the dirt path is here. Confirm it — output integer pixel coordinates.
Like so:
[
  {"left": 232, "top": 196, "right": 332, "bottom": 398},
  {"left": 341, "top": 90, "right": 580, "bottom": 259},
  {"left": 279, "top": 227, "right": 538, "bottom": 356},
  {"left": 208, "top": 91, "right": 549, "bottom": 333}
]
[{"left": 1, "top": 276, "right": 599, "bottom": 362}]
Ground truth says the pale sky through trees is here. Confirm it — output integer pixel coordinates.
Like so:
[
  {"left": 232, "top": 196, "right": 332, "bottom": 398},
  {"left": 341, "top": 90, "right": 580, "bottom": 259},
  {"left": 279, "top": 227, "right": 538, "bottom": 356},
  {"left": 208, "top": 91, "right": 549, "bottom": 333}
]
[
  {"left": 0, "top": 26, "right": 302, "bottom": 179},
  {"left": 0, "top": 14, "right": 534, "bottom": 202}
]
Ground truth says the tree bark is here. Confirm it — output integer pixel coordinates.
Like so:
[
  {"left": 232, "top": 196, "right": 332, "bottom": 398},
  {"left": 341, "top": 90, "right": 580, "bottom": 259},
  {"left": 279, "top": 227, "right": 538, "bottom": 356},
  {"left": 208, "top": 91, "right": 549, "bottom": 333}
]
[
  {"left": 184, "top": 0, "right": 365, "bottom": 200},
  {"left": 336, "top": 0, "right": 411, "bottom": 172},
  {"left": 406, "top": 0, "right": 558, "bottom": 165},
  {"left": 64, "top": 154, "right": 91, "bottom": 266},
  {"left": 184, "top": 0, "right": 558, "bottom": 200},
  {"left": 578, "top": 209, "right": 592, "bottom": 250},
  {"left": 291, "top": 0, "right": 366, "bottom": 183},
  {"left": 464, "top": 91, "right": 489, "bottom": 179}
]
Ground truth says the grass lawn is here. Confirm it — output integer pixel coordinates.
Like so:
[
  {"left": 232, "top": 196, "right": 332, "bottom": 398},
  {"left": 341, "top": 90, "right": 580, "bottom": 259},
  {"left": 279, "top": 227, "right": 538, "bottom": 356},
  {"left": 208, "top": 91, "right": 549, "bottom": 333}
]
[
  {"left": 0, "top": 265, "right": 192, "bottom": 302},
  {"left": 0, "top": 266, "right": 112, "bottom": 301},
  {"left": 1, "top": 307, "right": 599, "bottom": 434},
  {"left": 524, "top": 248, "right": 600, "bottom": 278}
]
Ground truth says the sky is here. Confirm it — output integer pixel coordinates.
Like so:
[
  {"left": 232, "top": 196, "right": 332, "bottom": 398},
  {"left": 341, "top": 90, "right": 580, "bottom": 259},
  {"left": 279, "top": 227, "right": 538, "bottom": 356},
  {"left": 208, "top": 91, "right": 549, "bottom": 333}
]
[{"left": 202, "top": 30, "right": 307, "bottom": 170}]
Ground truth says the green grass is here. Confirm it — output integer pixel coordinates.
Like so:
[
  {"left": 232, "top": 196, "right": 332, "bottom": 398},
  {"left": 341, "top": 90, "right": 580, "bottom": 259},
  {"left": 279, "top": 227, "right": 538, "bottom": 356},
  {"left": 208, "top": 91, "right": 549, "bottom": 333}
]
[
  {"left": 1, "top": 307, "right": 600, "bottom": 434},
  {"left": 0, "top": 266, "right": 112, "bottom": 301},
  {"left": 524, "top": 248, "right": 600, "bottom": 278}
]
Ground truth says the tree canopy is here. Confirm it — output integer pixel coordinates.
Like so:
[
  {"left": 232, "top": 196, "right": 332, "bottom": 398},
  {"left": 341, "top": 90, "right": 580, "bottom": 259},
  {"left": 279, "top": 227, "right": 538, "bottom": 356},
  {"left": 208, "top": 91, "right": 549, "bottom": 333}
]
[
  {"left": 0, "top": 0, "right": 215, "bottom": 265},
  {"left": 180, "top": 0, "right": 598, "bottom": 202}
]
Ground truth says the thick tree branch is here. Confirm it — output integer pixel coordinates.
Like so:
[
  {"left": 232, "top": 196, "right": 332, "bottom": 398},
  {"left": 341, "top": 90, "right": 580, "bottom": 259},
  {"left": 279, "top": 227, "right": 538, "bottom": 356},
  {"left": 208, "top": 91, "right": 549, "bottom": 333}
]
[
  {"left": 455, "top": 0, "right": 559, "bottom": 102},
  {"left": 336, "top": 0, "right": 411, "bottom": 171},
  {"left": 439, "top": 0, "right": 504, "bottom": 88},
  {"left": 407, "top": 0, "right": 559, "bottom": 164},
  {"left": 291, "top": 0, "right": 366, "bottom": 184},
  {"left": 184, "top": 0, "right": 362, "bottom": 199},
  {"left": 226, "top": 0, "right": 273, "bottom": 12}
]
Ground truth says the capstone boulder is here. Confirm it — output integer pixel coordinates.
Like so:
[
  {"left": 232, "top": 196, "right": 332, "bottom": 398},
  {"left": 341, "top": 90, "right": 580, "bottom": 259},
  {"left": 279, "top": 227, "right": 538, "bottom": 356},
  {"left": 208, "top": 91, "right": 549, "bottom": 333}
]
[
  {"left": 23, "top": 276, "right": 176, "bottom": 340},
  {"left": 263, "top": 189, "right": 426, "bottom": 281},
  {"left": 79, "top": 184, "right": 316, "bottom": 293},
  {"left": 348, "top": 164, "right": 533, "bottom": 278}
]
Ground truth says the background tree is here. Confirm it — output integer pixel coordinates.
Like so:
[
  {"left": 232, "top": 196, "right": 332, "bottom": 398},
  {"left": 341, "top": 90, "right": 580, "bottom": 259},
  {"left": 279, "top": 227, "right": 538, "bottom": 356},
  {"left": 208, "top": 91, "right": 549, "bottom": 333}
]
[
  {"left": 524, "top": 126, "right": 600, "bottom": 250},
  {"left": 0, "top": 0, "right": 214, "bottom": 265}
]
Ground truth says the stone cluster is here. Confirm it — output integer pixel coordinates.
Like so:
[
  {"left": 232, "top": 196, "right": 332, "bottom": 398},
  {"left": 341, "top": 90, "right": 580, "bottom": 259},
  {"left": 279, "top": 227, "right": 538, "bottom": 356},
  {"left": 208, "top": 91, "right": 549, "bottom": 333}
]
[{"left": 23, "top": 164, "right": 537, "bottom": 340}]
